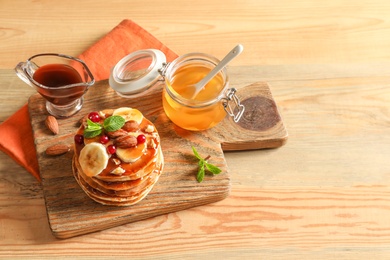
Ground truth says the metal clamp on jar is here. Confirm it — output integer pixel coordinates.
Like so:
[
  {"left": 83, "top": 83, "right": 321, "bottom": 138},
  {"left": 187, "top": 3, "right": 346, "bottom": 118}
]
[{"left": 109, "top": 47, "right": 245, "bottom": 131}]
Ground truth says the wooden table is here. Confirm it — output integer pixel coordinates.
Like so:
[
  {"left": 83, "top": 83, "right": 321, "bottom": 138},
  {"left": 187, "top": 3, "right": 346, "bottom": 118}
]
[{"left": 1, "top": 1, "right": 390, "bottom": 258}]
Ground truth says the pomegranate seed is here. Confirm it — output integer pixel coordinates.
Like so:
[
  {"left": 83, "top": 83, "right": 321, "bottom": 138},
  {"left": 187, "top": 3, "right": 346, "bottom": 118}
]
[
  {"left": 107, "top": 144, "right": 116, "bottom": 154},
  {"left": 74, "top": 134, "right": 84, "bottom": 145},
  {"left": 99, "top": 134, "right": 109, "bottom": 144},
  {"left": 88, "top": 111, "right": 101, "bottom": 123},
  {"left": 137, "top": 134, "right": 146, "bottom": 144}
]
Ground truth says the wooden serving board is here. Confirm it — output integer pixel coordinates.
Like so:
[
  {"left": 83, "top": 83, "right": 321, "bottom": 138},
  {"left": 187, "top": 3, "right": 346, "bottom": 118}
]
[{"left": 28, "top": 79, "right": 287, "bottom": 239}]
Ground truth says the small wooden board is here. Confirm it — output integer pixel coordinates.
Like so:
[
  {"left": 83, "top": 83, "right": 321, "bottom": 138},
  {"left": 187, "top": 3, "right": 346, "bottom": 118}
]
[{"left": 28, "top": 80, "right": 287, "bottom": 239}]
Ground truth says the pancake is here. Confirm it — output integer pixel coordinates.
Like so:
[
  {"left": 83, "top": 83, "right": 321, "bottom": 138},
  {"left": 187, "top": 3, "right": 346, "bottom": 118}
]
[
  {"left": 72, "top": 107, "right": 164, "bottom": 206},
  {"left": 72, "top": 155, "right": 163, "bottom": 206},
  {"left": 74, "top": 148, "right": 163, "bottom": 197}
]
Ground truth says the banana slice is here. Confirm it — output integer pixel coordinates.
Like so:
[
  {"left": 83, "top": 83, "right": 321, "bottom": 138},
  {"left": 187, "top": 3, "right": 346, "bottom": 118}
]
[
  {"left": 79, "top": 143, "right": 109, "bottom": 177},
  {"left": 116, "top": 142, "right": 146, "bottom": 163},
  {"left": 113, "top": 107, "right": 143, "bottom": 124}
]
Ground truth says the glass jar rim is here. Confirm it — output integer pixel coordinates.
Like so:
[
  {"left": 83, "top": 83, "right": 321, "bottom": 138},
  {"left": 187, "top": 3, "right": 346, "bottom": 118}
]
[{"left": 109, "top": 49, "right": 166, "bottom": 96}]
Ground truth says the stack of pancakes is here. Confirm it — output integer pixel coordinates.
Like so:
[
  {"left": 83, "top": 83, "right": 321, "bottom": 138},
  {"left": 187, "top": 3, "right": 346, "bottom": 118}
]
[{"left": 72, "top": 108, "right": 163, "bottom": 206}]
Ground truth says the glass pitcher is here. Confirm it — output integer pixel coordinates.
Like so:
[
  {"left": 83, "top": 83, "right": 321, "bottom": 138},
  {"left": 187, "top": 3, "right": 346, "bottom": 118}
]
[{"left": 15, "top": 53, "right": 95, "bottom": 118}]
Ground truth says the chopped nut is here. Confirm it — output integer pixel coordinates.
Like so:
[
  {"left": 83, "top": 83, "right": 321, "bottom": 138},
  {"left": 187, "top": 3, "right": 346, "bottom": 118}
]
[
  {"left": 98, "top": 111, "right": 106, "bottom": 118},
  {"left": 144, "top": 124, "right": 155, "bottom": 133},
  {"left": 112, "top": 158, "right": 121, "bottom": 165},
  {"left": 101, "top": 109, "right": 114, "bottom": 118},
  {"left": 110, "top": 166, "right": 125, "bottom": 175},
  {"left": 147, "top": 138, "right": 157, "bottom": 149}
]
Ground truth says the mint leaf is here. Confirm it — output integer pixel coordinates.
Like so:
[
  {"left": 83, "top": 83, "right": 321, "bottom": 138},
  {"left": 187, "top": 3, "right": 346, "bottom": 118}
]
[
  {"left": 83, "top": 115, "right": 126, "bottom": 139},
  {"left": 192, "top": 145, "right": 222, "bottom": 183},
  {"left": 86, "top": 119, "right": 102, "bottom": 129},
  {"left": 197, "top": 160, "right": 205, "bottom": 182},
  {"left": 83, "top": 119, "right": 103, "bottom": 138},
  {"left": 84, "top": 129, "right": 102, "bottom": 138},
  {"left": 192, "top": 146, "right": 202, "bottom": 160},
  {"left": 205, "top": 163, "right": 222, "bottom": 175},
  {"left": 103, "top": 115, "right": 125, "bottom": 132}
]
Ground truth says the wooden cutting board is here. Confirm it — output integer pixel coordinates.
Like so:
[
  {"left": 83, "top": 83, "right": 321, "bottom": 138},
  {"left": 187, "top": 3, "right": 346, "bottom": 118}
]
[{"left": 28, "top": 79, "right": 287, "bottom": 239}]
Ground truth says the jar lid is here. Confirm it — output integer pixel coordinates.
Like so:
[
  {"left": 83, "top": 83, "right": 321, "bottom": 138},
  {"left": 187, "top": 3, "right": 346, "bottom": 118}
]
[{"left": 109, "top": 49, "right": 166, "bottom": 96}]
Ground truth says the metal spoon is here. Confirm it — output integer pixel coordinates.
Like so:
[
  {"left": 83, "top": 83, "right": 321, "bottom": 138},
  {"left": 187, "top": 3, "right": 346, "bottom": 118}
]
[{"left": 191, "top": 44, "right": 244, "bottom": 99}]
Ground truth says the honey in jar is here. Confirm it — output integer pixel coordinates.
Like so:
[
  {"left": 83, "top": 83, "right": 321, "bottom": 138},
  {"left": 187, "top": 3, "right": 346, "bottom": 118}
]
[{"left": 162, "top": 60, "right": 228, "bottom": 131}]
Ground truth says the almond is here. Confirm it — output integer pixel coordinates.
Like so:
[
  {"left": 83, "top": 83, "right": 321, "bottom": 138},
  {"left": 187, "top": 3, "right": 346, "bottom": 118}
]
[
  {"left": 147, "top": 138, "right": 157, "bottom": 149},
  {"left": 122, "top": 120, "right": 139, "bottom": 132},
  {"left": 106, "top": 129, "right": 127, "bottom": 139},
  {"left": 114, "top": 135, "right": 137, "bottom": 148},
  {"left": 45, "top": 144, "right": 70, "bottom": 156},
  {"left": 45, "top": 115, "right": 59, "bottom": 135}
]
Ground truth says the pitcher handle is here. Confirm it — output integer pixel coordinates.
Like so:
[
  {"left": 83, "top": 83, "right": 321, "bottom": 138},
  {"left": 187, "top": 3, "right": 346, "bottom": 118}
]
[{"left": 15, "top": 62, "right": 33, "bottom": 88}]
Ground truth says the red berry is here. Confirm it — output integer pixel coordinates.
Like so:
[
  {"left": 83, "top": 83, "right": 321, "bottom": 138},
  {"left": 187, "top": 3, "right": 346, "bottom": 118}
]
[
  {"left": 99, "top": 134, "right": 109, "bottom": 144},
  {"left": 137, "top": 134, "right": 146, "bottom": 144},
  {"left": 88, "top": 111, "right": 101, "bottom": 123},
  {"left": 107, "top": 144, "right": 116, "bottom": 154},
  {"left": 74, "top": 134, "right": 84, "bottom": 145}
]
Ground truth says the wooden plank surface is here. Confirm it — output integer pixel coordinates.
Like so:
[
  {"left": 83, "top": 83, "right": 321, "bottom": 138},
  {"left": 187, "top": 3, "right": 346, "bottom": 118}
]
[
  {"left": 2, "top": 0, "right": 390, "bottom": 258},
  {"left": 2, "top": 1, "right": 390, "bottom": 69},
  {"left": 207, "top": 82, "right": 288, "bottom": 150},
  {"left": 29, "top": 80, "right": 230, "bottom": 238},
  {"left": 2, "top": 63, "right": 390, "bottom": 258}
]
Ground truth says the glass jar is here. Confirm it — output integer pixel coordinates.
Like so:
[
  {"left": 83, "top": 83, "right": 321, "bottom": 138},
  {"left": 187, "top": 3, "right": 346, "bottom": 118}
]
[{"left": 109, "top": 49, "right": 244, "bottom": 131}]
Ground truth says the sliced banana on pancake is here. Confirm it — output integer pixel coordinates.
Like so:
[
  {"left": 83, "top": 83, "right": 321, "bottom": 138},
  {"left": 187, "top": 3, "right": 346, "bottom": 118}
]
[
  {"left": 79, "top": 143, "right": 109, "bottom": 176},
  {"left": 113, "top": 107, "right": 143, "bottom": 124},
  {"left": 116, "top": 142, "right": 146, "bottom": 163}
]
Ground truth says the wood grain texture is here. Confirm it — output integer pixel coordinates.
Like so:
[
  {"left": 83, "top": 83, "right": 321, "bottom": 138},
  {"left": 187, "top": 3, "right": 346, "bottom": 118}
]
[
  {"left": 2, "top": 184, "right": 390, "bottom": 258},
  {"left": 207, "top": 82, "right": 288, "bottom": 150},
  {"left": 2, "top": 1, "right": 390, "bottom": 69},
  {"left": 1, "top": 62, "right": 390, "bottom": 258},
  {"left": 29, "top": 80, "right": 232, "bottom": 238},
  {"left": 2, "top": 0, "right": 390, "bottom": 258}
]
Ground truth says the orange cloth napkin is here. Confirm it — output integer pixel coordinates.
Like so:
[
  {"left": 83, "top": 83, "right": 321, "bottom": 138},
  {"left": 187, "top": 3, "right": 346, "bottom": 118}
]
[{"left": 0, "top": 19, "right": 178, "bottom": 182}]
